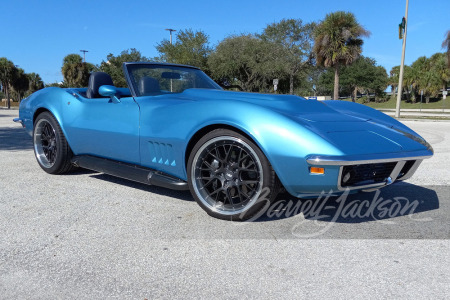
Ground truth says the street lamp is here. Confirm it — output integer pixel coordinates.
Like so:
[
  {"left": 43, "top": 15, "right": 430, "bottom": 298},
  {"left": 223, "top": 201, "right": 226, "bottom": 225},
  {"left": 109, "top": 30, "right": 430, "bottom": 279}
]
[
  {"left": 395, "top": 0, "right": 409, "bottom": 118},
  {"left": 80, "top": 50, "right": 89, "bottom": 63},
  {"left": 165, "top": 28, "right": 176, "bottom": 44}
]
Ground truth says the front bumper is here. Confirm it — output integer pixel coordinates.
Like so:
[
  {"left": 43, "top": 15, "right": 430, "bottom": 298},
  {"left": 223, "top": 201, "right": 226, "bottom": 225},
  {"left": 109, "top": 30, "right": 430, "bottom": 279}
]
[
  {"left": 304, "top": 149, "right": 433, "bottom": 193},
  {"left": 306, "top": 149, "right": 433, "bottom": 166},
  {"left": 13, "top": 118, "right": 25, "bottom": 128}
]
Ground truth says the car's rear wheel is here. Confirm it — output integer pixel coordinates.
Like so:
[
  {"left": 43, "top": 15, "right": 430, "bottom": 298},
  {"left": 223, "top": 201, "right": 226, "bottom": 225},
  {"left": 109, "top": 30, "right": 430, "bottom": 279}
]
[
  {"left": 187, "top": 129, "right": 280, "bottom": 221},
  {"left": 33, "top": 112, "right": 74, "bottom": 174}
]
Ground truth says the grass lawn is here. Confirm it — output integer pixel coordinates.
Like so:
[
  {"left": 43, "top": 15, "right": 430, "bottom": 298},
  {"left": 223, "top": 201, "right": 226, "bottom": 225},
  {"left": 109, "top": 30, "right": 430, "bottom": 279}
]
[{"left": 341, "top": 97, "right": 450, "bottom": 110}]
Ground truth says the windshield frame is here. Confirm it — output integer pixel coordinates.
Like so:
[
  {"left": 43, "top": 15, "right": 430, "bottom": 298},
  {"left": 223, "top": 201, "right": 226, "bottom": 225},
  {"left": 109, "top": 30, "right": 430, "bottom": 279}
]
[{"left": 123, "top": 62, "right": 222, "bottom": 97}]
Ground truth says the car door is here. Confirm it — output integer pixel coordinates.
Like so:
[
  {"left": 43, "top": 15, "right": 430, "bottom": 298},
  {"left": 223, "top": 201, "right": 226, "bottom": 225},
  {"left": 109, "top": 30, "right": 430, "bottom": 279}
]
[{"left": 64, "top": 96, "right": 141, "bottom": 165}]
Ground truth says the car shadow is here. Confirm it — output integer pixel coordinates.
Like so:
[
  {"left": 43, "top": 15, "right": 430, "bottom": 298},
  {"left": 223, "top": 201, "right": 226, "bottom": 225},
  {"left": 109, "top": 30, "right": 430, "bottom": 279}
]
[
  {"left": 0, "top": 113, "right": 16, "bottom": 118},
  {"left": 88, "top": 172, "right": 194, "bottom": 202},
  {"left": 0, "top": 127, "right": 33, "bottom": 151},
  {"left": 255, "top": 182, "right": 440, "bottom": 223},
  {"left": 70, "top": 168, "right": 440, "bottom": 224}
]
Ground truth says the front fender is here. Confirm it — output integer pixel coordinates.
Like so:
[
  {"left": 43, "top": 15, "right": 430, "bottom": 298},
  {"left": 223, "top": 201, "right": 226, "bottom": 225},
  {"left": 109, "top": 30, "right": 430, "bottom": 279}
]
[
  {"left": 19, "top": 87, "right": 76, "bottom": 147},
  {"left": 178, "top": 101, "right": 343, "bottom": 194}
]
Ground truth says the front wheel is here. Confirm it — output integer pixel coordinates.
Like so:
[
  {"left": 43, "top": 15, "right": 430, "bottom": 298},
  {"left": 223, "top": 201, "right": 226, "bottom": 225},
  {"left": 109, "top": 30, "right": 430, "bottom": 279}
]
[
  {"left": 33, "top": 112, "right": 74, "bottom": 174},
  {"left": 187, "top": 129, "right": 280, "bottom": 221}
]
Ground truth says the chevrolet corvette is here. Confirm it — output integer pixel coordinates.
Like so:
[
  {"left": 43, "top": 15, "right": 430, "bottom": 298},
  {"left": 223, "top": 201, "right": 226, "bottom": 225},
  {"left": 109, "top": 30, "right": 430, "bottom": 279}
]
[{"left": 14, "top": 62, "right": 433, "bottom": 220}]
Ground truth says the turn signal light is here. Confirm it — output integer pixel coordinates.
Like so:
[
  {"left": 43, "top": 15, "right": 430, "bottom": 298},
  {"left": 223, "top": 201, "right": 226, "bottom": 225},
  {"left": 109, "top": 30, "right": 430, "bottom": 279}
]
[{"left": 310, "top": 167, "right": 325, "bottom": 174}]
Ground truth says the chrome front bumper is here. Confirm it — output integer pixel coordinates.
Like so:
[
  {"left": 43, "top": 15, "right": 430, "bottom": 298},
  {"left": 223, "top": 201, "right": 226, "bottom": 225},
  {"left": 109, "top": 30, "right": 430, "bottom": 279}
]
[
  {"left": 306, "top": 149, "right": 432, "bottom": 191},
  {"left": 306, "top": 149, "right": 433, "bottom": 166}
]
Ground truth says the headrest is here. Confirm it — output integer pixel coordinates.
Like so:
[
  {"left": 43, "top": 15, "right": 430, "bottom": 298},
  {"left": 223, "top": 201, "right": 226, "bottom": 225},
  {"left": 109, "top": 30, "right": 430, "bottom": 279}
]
[
  {"left": 86, "top": 72, "right": 114, "bottom": 98},
  {"left": 139, "top": 77, "right": 160, "bottom": 96}
]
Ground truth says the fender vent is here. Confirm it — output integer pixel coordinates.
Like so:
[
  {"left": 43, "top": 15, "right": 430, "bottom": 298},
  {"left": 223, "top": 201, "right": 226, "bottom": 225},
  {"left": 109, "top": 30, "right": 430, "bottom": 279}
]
[{"left": 148, "top": 141, "right": 176, "bottom": 167}]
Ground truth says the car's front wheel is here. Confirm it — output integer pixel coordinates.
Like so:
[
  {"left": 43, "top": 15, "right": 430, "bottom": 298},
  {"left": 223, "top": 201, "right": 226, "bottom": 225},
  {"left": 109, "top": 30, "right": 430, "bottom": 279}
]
[
  {"left": 187, "top": 129, "right": 280, "bottom": 221},
  {"left": 33, "top": 112, "right": 74, "bottom": 174}
]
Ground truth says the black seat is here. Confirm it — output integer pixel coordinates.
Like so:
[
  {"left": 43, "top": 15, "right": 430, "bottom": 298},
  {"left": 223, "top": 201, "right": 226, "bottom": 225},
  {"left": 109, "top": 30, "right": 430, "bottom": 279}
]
[
  {"left": 86, "top": 72, "right": 114, "bottom": 98},
  {"left": 139, "top": 77, "right": 160, "bottom": 96}
]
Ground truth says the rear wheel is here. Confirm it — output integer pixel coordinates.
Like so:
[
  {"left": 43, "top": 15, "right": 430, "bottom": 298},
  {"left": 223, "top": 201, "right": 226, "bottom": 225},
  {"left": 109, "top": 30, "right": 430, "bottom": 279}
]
[
  {"left": 187, "top": 129, "right": 280, "bottom": 221},
  {"left": 33, "top": 112, "right": 74, "bottom": 174}
]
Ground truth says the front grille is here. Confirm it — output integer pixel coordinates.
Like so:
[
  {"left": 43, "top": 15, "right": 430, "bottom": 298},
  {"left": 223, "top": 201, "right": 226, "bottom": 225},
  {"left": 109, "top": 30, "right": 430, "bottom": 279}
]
[{"left": 341, "top": 162, "right": 397, "bottom": 187}]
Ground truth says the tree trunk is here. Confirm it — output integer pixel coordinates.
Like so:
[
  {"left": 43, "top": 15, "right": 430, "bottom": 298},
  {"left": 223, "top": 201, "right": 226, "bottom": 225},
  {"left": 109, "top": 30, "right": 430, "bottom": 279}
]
[
  {"left": 426, "top": 95, "right": 430, "bottom": 104},
  {"left": 333, "top": 66, "right": 339, "bottom": 100},
  {"left": 289, "top": 74, "right": 294, "bottom": 95},
  {"left": 5, "top": 85, "right": 10, "bottom": 109},
  {"left": 411, "top": 88, "right": 416, "bottom": 103},
  {"left": 352, "top": 86, "right": 357, "bottom": 102},
  {"left": 406, "top": 88, "right": 411, "bottom": 102}
]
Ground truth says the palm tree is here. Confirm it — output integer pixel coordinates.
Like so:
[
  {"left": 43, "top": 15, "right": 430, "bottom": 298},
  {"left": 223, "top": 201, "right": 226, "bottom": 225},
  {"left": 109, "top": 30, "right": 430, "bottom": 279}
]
[
  {"left": 402, "top": 65, "right": 414, "bottom": 102},
  {"left": 10, "top": 68, "right": 29, "bottom": 102},
  {"left": 0, "top": 57, "right": 16, "bottom": 109},
  {"left": 61, "top": 54, "right": 91, "bottom": 87},
  {"left": 28, "top": 73, "right": 44, "bottom": 93},
  {"left": 430, "top": 52, "right": 450, "bottom": 94},
  {"left": 442, "top": 30, "right": 450, "bottom": 68},
  {"left": 313, "top": 11, "right": 370, "bottom": 100},
  {"left": 389, "top": 66, "right": 400, "bottom": 99},
  {"left": 411, "top": 56, "right": 441, "bottom": 103}
]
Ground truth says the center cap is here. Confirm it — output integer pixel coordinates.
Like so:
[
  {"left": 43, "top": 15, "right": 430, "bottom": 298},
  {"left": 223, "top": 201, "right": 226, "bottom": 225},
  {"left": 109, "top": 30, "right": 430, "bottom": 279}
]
[{"left": 225, "top": 170, "right": 234, "bottom": 180}]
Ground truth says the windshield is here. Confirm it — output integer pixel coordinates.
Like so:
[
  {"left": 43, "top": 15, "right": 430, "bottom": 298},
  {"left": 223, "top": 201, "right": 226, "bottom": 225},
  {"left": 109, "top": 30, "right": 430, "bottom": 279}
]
[{"left": 126, "top": 64, "right": 222, "bottom": 97}]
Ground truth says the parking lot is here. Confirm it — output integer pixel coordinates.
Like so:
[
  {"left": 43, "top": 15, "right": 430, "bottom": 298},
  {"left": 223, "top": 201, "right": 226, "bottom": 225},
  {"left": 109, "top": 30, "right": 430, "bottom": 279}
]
[{"left": 1, "top": 108, "right": 449, "bottom": 299}]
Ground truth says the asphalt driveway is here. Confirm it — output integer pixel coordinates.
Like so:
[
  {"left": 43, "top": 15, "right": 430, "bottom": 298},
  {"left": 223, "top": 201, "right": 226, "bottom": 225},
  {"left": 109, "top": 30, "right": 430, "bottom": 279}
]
[{"left": 0, "top": 109, "right": 449, "bottom": 299}]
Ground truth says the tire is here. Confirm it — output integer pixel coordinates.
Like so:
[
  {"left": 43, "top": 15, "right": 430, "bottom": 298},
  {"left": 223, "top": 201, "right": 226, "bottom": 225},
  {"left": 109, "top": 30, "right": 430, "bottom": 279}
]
[
  {"left": 33, "top": 112, "right": 74, "bottom": 174},
  {"left": 187, "top": 129, "right": 280, "bottom": 221}
]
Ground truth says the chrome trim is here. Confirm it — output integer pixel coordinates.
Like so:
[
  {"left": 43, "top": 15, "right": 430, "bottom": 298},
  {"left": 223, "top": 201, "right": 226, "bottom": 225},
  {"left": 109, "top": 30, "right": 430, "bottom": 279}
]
[
  {"left": 397, "top": 159, "right": 423, "bottom": 181},
  {"left": 306, "top": 150, "right": 433, "bottom": 166},
  {"left": 388, "top": 160, "right": 406, "bottom": 182}
]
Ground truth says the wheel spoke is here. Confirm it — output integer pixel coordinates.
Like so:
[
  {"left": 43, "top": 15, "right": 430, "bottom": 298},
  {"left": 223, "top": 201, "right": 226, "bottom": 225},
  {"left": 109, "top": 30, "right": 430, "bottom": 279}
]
[
  {"left": 239, "top": 180, "right": 259, "bottom": 185},
  {"left": 236, "top": 185, "right": 244, "bottom": 203},
  {"left": 225, "top": 187, "right": 234, "bottom": 207},
  {"left": 202, "top": 160, "right": 215, "bottom": 171},
  {"left": 209, "top": 186, "right": 223, "bottom": 197},
  {"left": 200, "top": 177, "right": 216, "bottom": 190},
  {"left": 239, "top": 167, "right": 256, "bottom": 172},
  {"left": 223, "top": 144, "right": 233, "bottom": 161},
  {"left": 239, "top": 153, "right": 249, "bottom": 164}
]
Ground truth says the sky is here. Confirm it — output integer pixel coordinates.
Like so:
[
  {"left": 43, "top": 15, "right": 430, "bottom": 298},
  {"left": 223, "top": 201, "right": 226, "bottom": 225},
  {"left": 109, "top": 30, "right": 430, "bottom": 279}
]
[{"left": 1, "top": 0, "right": 449, "bottom": 84}]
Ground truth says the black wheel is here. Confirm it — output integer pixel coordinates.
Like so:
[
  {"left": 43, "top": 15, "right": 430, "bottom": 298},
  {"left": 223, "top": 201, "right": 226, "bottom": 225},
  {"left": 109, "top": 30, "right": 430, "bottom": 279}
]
[
  {"left": 187, "top": 129, "right": 280, "bottom": 221},
  {"left": 33, "top": 112, "right": 74, "bottom": 174}
]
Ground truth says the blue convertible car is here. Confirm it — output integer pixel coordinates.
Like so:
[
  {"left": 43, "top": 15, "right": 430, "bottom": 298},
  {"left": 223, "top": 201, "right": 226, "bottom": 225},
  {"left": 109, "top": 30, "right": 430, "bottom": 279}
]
[{"left": 14, "top": 62, "right": 433, "bottom": 220}]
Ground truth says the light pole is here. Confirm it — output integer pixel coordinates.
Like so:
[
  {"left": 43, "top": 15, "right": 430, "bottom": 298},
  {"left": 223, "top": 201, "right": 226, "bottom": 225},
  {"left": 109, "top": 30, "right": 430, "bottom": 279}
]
[
  {"left": 165, "top": 28, "right": 176, "bottom": 44},
  {"left": 165, "top": 29, "right": 176, "bottom": 92},
  {"left": 395, "top": 0, "right": 409, "bottom": 118},
  {"left": 80, "top": 50, "right": 89, "bottom": 63}
]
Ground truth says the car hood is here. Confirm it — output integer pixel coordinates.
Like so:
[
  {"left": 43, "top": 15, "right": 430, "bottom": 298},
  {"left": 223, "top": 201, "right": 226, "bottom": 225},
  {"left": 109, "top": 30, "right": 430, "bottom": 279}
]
[
  {"left": 181, "top": 89, "right": 430, "bottom": 154},
  {"left": 183, "top": 89, "right": 365, "bottom": 122}
]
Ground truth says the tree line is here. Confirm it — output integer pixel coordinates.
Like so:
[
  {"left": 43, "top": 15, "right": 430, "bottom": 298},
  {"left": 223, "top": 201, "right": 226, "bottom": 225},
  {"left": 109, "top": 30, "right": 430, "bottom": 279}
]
[
  {"left": 0, "top": 58, "right": 44, "bottom": 108},
  {"left": 389, "top": 52, "right": 449, "bottom": 103},
  {"left": 2, "top": 12, "right": 449, "bottom": 108}
]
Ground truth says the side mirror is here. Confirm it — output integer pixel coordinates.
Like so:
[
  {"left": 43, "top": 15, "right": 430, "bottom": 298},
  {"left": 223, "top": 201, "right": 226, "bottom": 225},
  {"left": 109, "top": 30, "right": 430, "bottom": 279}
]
[{"left": 99, "top": 85, "right": 120, "bottom": 103}]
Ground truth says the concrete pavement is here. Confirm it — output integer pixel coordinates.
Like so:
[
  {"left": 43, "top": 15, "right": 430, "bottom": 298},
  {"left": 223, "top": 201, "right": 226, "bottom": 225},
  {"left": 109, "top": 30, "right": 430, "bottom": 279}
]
[{"left": 0, "top": 109, "right": 449, "bottom": 299}]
